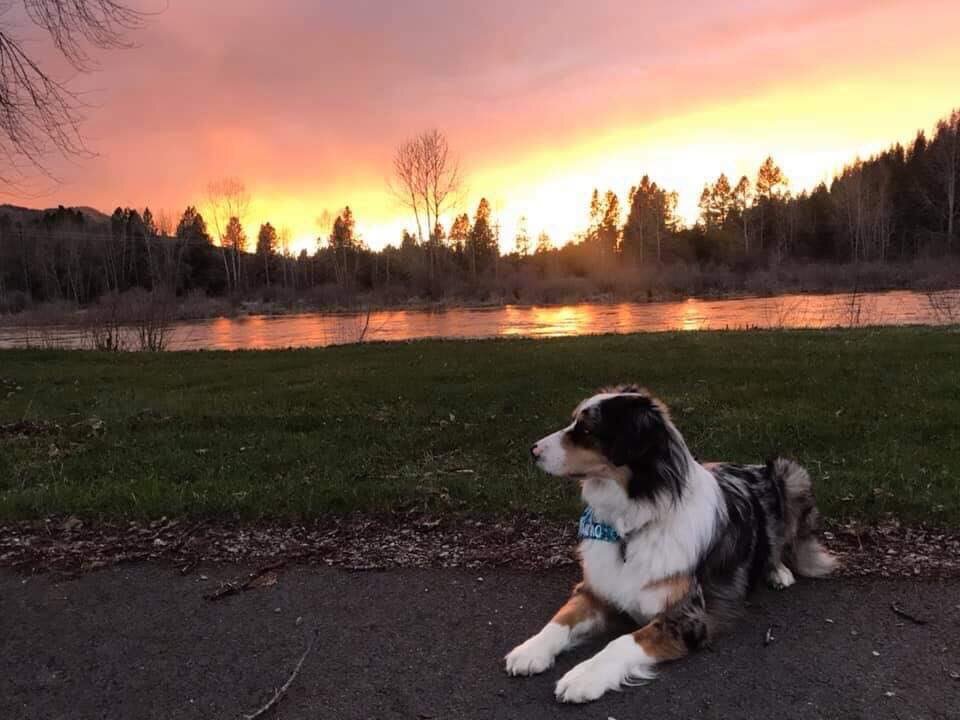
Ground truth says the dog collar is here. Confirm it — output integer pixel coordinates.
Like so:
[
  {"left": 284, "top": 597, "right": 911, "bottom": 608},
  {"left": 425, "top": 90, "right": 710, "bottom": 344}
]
[{"left": 578, "top": 506, "right": 621, "bottom": 543}]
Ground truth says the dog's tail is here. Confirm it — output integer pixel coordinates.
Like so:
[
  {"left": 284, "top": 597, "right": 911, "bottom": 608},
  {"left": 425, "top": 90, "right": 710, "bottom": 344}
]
[{"left": 772, "top": 458, "right": 838, "bottom": 577}]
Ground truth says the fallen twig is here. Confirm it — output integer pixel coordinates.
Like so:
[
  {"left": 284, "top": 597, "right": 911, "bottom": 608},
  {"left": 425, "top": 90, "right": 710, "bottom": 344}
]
[
  {"left": 204, "top": 560, "right": 287, "bottom": 602},
  {"left": 890, "top": 602, "right": 929, "bottom": 626},
  {"left": 242, "top": 628, "right": 319, "bottom": 720},
  {"left": 763, "top": 627, "right": 775, "bottom": 646}
]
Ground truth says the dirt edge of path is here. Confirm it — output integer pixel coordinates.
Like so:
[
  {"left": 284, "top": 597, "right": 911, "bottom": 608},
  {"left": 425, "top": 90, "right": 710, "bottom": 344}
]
[{"left": 2, "top": 513, "right": 957, "bottom": 579}]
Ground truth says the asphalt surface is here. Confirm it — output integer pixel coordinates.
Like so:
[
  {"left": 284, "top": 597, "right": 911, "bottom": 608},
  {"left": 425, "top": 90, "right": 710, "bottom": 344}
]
[{"left": 2, "top": 565, "right": 958, "bottom": 720}]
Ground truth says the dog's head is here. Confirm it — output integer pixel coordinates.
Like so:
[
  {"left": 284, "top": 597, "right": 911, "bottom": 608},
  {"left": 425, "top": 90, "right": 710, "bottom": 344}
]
[{"left": 530, "top": 385, "right": 687, "bottom": 502}]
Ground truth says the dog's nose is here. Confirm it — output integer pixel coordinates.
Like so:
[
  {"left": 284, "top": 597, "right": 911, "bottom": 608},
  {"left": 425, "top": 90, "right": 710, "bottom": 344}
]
[{"left": 530, "top": 443, "right": 541, "bottom": 459}]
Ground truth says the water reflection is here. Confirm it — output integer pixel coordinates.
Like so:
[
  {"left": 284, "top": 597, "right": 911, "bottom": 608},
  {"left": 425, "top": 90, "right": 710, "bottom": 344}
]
[
  {"left": 1, "top": 289, "right": 956, "bottom": 351},
  {"left": 678, "top": 298, "right": 707, "bottom": 332}
]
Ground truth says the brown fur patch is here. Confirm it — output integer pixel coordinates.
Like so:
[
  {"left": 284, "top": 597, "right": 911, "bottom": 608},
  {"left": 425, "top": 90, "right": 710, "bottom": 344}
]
[
  {"left": 551, "top": 583, "right": 608, "bottom": 628},
  {"left": 642, "top": 574, "right": 693, "bottom": 609},
  {"left": 632, "top": 618, "right": 688, "bottom": 661},
  {"left": 558, "top": 434, "right": 632, "bottom": 490}
]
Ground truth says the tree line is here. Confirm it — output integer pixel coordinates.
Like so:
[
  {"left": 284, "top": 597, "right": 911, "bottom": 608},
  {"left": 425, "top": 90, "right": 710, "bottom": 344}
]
[{"left": 1, "top": 109, "right": 958, "bottom": 312}]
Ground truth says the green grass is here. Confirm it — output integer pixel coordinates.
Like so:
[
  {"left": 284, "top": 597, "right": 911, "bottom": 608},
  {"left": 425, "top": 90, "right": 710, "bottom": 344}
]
[{"left": 1, "top": 327, "right": 959, "bottom": 525}]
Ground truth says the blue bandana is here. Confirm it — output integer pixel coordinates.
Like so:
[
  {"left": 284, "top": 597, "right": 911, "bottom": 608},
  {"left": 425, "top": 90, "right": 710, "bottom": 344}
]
[{"left": 578, "top": 506, "right": 621, "bottom": 543}]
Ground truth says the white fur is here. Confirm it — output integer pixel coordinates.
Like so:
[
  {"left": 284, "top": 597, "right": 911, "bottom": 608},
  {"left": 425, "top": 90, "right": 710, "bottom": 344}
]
[
  {"left": 768, "top": 563, "right": 796, "bottom": 590},
  {"left": 579, "top": 463, "right": 723, "bottom": 620},
  {"left": 505, "top": 622, "right": 570, "bottom": 676},
  {"left": 531, "top": 422, "right": 575, "bottom": 476},
  {"left": 505, "top": 612, "right": 604, "bottom": 676},
  {"left": 531, "top": 393, "right": 724, "bottom": 620},
  {"left": 555, "top": 634, "right": 656, "bottom": 704},
  {"left": 794, "top": 538, "right": 838, "bottom": 577}
]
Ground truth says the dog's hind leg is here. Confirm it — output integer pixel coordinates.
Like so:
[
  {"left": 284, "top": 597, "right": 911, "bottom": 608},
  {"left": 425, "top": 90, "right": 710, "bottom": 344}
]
[
  {"left": 767, "top": 563, "right": 796, "bottom": 589},
  {"left": 774, "top": 458, "right": 838, "bottom": 577},
  {"left": 505, "top": 583, "right": 610, "bottom": 677}
]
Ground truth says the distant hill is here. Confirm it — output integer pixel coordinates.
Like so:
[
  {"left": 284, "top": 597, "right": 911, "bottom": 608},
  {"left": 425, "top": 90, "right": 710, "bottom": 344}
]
[{"left": 0, "top": 204, "right": 111, "bottom": 225}]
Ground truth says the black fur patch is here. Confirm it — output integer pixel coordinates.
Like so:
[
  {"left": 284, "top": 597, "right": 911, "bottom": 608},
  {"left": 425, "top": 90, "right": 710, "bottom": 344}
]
[
  {"left": 578, "top": 394, "right": 687, "bottom": 502},
  {"left": 698, "top": 462, "right": 793, "bottom": 600}
]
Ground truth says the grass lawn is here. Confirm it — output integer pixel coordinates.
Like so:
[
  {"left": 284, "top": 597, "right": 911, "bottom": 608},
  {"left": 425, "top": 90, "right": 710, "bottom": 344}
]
[{"left": 1, "top": 327, "right": 958, "bottom": 525}]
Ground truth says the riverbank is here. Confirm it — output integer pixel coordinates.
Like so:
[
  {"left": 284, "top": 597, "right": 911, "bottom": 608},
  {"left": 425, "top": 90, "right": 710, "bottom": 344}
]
[
  {"left": 4, "top": 258, "right": 960, "bottom": 326},
  {"left": 2, "top": 327, "right": 958, "bottom": 524}
]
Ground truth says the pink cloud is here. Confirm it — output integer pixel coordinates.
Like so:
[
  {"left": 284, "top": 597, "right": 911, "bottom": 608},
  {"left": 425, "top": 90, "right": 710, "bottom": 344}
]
[{"left": 4, "top": 0, "right": 956, "bottom": 246}]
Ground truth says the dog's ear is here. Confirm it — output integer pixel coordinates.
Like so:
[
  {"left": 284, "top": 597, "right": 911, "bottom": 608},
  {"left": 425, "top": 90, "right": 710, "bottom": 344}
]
[
  {"left": 602, "top": 394, "right": 666, "bottom": 467},
  {"left": 600, "top": 394, "right": 685, "bottom": 501}
]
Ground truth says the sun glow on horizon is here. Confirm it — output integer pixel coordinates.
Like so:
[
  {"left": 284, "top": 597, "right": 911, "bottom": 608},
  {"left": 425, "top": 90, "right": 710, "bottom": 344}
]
[
  {"left": 221, "top": 44, "right": 959, "bottom": 258},
  {"left": 17, "top": 0, "right": 960, "bottom": 248}
]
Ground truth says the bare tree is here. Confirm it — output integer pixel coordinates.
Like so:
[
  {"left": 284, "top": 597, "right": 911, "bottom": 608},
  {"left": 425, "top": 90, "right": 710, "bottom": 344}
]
[
  {"left": 931, "top": 110, "right": 959, "bottom": 251},
  {"left": 206, "top": 177, "right": 250, "bottom": 291},
  {"left": 390, "top": 129, "right": 461, "bottom": 284},
  {"left": 732, "top": 175, "right": 751, "bottom": 253},
  {"left": 315, "top": 209, "right": 333, "bottom": 249},
  {"left": 0, "top": 1, "right": 147, "bottom": 185},
  {"left": 390, "top": 140, "right": 424, "bottom": 246},
  {"left": 420, "top": 129, "right": 460, "bottom": 241},
  {"left": 278, "top": 225, "right": 292, "bottom": 288}
]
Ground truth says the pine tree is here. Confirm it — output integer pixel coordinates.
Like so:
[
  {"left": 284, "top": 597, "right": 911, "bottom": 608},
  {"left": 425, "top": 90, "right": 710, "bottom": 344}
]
[
  {"left": 598, "top": 190, "right": 621, "bottom": 258},
  {"left": 467, "top": 198, "right": 495, "bottom": 279},
  {"left": 256, "top": 222, "right": 278, "bottom": 286},
  {"left": 699, "top": 174, "right": 734, "bottom": 230},
  {"left": 223, "top": 216, "right": 247, "bottom": 290},
  {"left": 755, "top": 157, "right": 788, "bottom": 251},
  {"left": 176, "top": 206, "right": 211, "bottom": 244},
  {"left": 449, "top": 213, "right": 470, "bottom": 254},
  {"left": 535, "top": 230, "right": 552, "bottom": 254},
  {"left": 223, "top": 217, "right": 246, "bottom": 253},
  {"left": 329, "top": 207, "right": 359, "bottom": 286}
]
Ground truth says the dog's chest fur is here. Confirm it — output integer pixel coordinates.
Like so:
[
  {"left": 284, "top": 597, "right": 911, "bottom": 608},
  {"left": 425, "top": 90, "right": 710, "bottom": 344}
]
[{"left": 579, "top": 466, "right": 722, "bottom": 620}]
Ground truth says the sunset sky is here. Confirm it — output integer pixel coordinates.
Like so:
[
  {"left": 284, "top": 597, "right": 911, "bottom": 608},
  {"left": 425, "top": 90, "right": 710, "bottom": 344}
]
[{"left": 6, "top": 0, "right": 960, "bottom": 253}]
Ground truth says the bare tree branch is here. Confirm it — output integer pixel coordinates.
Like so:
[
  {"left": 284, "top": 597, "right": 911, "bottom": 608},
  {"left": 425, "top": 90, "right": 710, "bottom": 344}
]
[
  {"left": 389, "top": 129, "right": 461, "bottom": 287},
  {"left": 0, "top": 1, "right": 149, "bottom": 184},
  {"left": 206, "top": 177, "right": 251, "bottom": 292},
  {"left": 23, "top": 0, "right": 145, "bottom": 71},
  {"left": 389, "top": 138, "right": 425, "bottom": 244}
]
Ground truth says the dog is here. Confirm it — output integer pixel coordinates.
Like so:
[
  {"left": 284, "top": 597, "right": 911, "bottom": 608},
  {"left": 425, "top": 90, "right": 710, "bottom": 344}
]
[{"left": 504, "top": 385, "right": 836, "bottom": 703}]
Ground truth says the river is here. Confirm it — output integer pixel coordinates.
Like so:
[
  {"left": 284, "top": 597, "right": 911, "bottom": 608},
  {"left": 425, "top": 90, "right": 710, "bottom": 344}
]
[{"left": 1, "top": 289, "right": 957, "bottom": 351}]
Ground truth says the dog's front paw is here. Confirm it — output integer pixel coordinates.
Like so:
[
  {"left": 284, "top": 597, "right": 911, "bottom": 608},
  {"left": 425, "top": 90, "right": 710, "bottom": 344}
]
[
  {"left": 505, "top": 636, "right": 556, "bottom": 676},
  {"left": 505, "top": 623, "right": 570, "bottom": 676},
  {"left": 768, "top": 564, "right": 796, "bottom": 590},
  {"left": 555, "top": 657, "right": 618, "bottom": 703},
  {"left": 555, "top": 635, "right": 655, "bottom": 703}
]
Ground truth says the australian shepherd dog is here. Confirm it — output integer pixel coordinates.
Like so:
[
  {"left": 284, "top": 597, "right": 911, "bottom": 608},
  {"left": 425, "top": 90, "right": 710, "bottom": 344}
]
[{"left": 505, "top": 386, "right": 836, "bottom": 703}]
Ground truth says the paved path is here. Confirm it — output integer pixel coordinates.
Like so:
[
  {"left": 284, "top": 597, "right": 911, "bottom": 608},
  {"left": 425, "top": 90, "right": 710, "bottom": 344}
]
[{"left": 2, "top": 566, "right": 958, "bottom": 719}]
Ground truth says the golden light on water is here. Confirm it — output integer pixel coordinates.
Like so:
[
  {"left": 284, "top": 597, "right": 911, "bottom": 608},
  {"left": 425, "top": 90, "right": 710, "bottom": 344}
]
[
  {"left": 677, "top": 299, "right": 708, "bottom": 333},
  {"left": 3, "top": 291, "right": 957, "bottom": 351}
]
